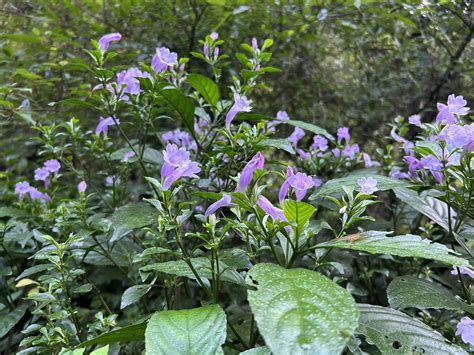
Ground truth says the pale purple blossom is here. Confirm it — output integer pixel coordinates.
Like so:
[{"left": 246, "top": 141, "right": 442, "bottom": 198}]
[
  {"left": 161, "top": 144, "right": 200, "bottom": 190},
  {"left": 343, "top": 144, "right": 360, "bottom": 159},
  {"left": 105, "top": 176, "right": 115, "bottom": 186},
  {"left": 440, "top": 124, "right": 471, "bottom": 149},
  {"left": 98, "top": 33, "right": 122, "bottom": 54},
  {"left": 288, "top": 172, "right": 315, "bottom": 201},
  {"left": 225, "top": 94, "right": 252, "bottom": 128},
  {"left": 205, "top": 194, "right": 234, "bottom": 217},
  {"left": 313, "top": 177, "right": 323, "bottom": 188},
  {"left": 257, "top": 196, "right": 286, "bottom": 222},
  {"left": 408, "top": 114, "right": 422, "bottom": 127},
  {"left": 337, "top": 127, "right": 350, "bottom": 143},
  {"left": 456, "top": 317, "right": 474, "bottom": 346},
  {"left": 297, "top": 149, "right": 311, "bottom": 159},
  {"left": 362, "top": 153, "right": 373, "bottom": 168},
  {"left": 310, "top": 135, "right": 328, "bottom": 151},
  {"left": 357, "top": 177, "right": 378, "bottom": 194},
  {"left": 451, "top": 266, "right": 474, "bottom": 279},
  {"left": 332, "top": 147, "right": 341, "bottom": 158},
  {"left": 28, "top": 187, "right": 51, "bottom": 202},
  {"left": 389, "top": 169, "right": 410, "bottom": 179},
  {"left": 203, "top": 42, "right": 209, "bottom": 57},
  {"left": 115, "top": 68, "right": 151, "bottom": 99},
  {"left": 391, "top": 127, "right": 414, "bottom": 153},
  {"left": 279, "top": 166, "right": 294, "bottom": 203},
  {"left": 152, "top": 47, "right": 178, "bottom": 73},
  {"left": 213, "top": 47, "right": 219, "bottom": 60},
  {"left": 162, "top": 129, "right": 197, "bottom": 150},
  {"left": 44, "top": 159, "right": 61, "bottom": 173},
  {"left": 123, "top": 151, "right": 136, "bottom": 162},
  {"left": 15, "top": 181, "right": 31, "bottom": 198},
  {"left": 95, "top": 116, "right": 120, "bottom": 136},
  {"left": 420, "top": 155, "right": 444, "bottom": 183},
  {"left": 210, "top": 32, "right": 219, "bottom": 41},
  {"left": 436, "top": 94, "right": 469, "bottom": 125},
  {"left": 252, "top": 38, "right": 258, "bottom": 52},
  {"left": 404, "top": 155, "right": 422, "bottom": 175},
  {"left": 238, "top": 152, "right": 265, "bottom": 191},
  {"left": 78, "top": 181, "right": 87, "bottom": 193},
  {"left": 267, "top": 110, "right": 290, "bottom": 132},
  {"left": 34, "top": 168, "right": 50, "bottom": 182},
  {"left": 288, "top": 127, "right": 305, "bottom": 147}
]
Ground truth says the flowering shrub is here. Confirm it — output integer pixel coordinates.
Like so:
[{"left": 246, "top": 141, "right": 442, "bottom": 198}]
[{"left": 1, "top": 31, "right": 473, "bottom": 355}]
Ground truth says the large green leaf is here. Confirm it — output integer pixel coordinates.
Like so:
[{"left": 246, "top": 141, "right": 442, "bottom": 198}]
[
  {"left": 111, "top": 202, "right": 159, "bottom": 242},
  {"left": 239, "top": 346, "right": 271, "bottom": 355},
  {"left": 258, "top": 138, "right": 295, "bottom": 154},
  {"left": 394, "top": 188, "right": 451, "bottom": 231},
  {"left": 316, "top": 231, "right": 469, "bottom": 266},
  {"left": 140, "top": 257, "right": 245, "bottom": 286},
  {"left": 310, "top": 174, "right": 412, "bottom": 199},
  {"left": 387, "top": 276, "right": 474, "bottom": 313},
  {"left": 145, "top": 304, "right": 226, "bottom": 355},
  {"left": 187, "top": 73, "right": 220, "bottom": 106},
  {"left": 246, "top": 263, "right": 359, "bottom": 355},
  {"left": 161, "top": 89, "right": 195, "bottom": 135},
  {"left": 78, "top": 321, "right": 147, "bottom": 347},
  {"left": 0, "top": 304, "right": 28, "bottom": 338},
  {"left": 286, "top": 120, "right": 334, "bottom": 139},
  {"left": 357, "top": 304, "right": 467, "bottom": 354}
]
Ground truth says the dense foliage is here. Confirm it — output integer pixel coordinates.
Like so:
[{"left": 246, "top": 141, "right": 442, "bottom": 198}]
[{"left": 0, "top": 1, "right": 473, "bottom": 354}]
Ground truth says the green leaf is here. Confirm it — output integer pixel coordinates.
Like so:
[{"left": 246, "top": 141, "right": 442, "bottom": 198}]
[
  {"left": 0, "top": 206, "right": 28, "bottom": 218},
  {"left": 310, "top": 174, "right": 413, "bottom": 199},
  {"left": 187, "top": 73, "right": 220, "bottom": 106},
  {"left": 0, "top": 304, "right": 28, "bottom": 338},
  {"left": 357, "top": 304, "right": 467, "bottom": 354},
  {"left": 145, "top": 304, "right": 227, "bottom": 355},
  {"left": 247, "top": 263, "right": 359, "bottom": 355},
  {"left": 140, "top": 257, "right": 245, "bottom": 286},
  {"left": 120, "top": 285, "right": 152, "bottom": 309},
  {"left": 387, "top": 276, "right": 474, "bottom": 313},
  {"left": 394, "top": 188, "right": 451, "bottom": 231},
  {"left": 111, "top": 202, "right": 159, "bottom": 242},
  {"left": 316, "top": 231, "right": 469, "bottom": 266},
  {"left": 90, "top": 345, "right": 109, "bottom": 355},
  {"left": 286, "top": 119, "right": 334, "bottom": 139},
  {"left": 15, "top": 68, "right": 42, "bottom": 80},
  {"left": 78, "top": 321, "right": 147, "bottom": 347},
  {"left": 49, "top": 98, "right": 96, "bottom": 109},
  {"left": 161, "top": 89, "right": 195, "bottom": 135},
  {"left": 258, "top": 138, "right": 295, "bottom": 154},
  {"left": 239, "top": 346, "right": 271, "bottom": 354},
  {"left": 282, "top": 200, "right": 316, "bottom": 235}
]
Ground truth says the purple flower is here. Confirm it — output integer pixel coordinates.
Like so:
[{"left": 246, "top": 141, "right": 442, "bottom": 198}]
[
  {"left": 337, "top": 127, "right": 350, "bottom": 143},
  {"left": 389, "top": 169, "right": 410, "bottom": 179},
  {"left": 203, "top": 42, "right": 209, "bottom": 57},
  {"left": 238, "top": 152, "right": 265, "bottom": 191},
  {"left": 408, "top": 114, "right": 422, "bottom": 127},
  {"left": 288, "top": 172, "right": 315, "bottom": 201},
  {"left": 28, "top": 187, "right": 51, "bottom": 202},
  {"left": 288, "top": 127, "right": 305, "bottom": 147},
  {"left": 205, "top": 194, "right": 234, "bottom": 217},
  {"left": 115, "top": 68, "right": 151, "bottom": 99},
  {"left": 161, "top": 144, "right": 200, "bottom": 190},
  {"left": 257, "top": 196, "right": 286, "bottom": 222},
  {"left": 404, "top": 155, "right": 422, "bottom": 175},
  {"left": 440, "top": 124, "right": 471, "bottom": 149},
  {"left": 252, "top": 38, "right": 258, "bottom": 52},
  {"left": 310, "top": 135, "right": 328, "bottom": 152},
  {"left": 451, "top": 266, "right": 474, "bottom": 279},
  {"left": 436, "top": 94, "right": 469, "bottom": 125},
  {"left": 421, "top": 155, "right": 443, "bottom": 183},
  {"left": 297, "top": 149, "right": 311, "bottom": 159},
  {"left": 78, "top": 181, "right": 87, "bottom": 193},
  {"left": 313, "top": 177, "right": 323, "bottom": 188},
  {"left": 162, "top": 129, "right": 197, "bottom": 150},
  {"left": 152, "top": 47, "right": 178, "bottom": 73},
  {"left": 343, "top": 144, "right": 360, "bottom": 159},
  {"left": 390, "top": 127, "right": 414, "bottom": 153},
  {"left": 123, "top": 151, "right": 136, "bottom": 162},
  {"left": 210, "top": 32, "right": 219, "bottom": 41},
  {"left": 105, "top": 176, "right": 115, "bottom": 186},
  {"left": 213, "top": 47, "right": 219, "bottom": 60},
  {"left": 456, "top": 317, "right": 474, "bottom": 346},
  {"left": 15, "top": 181, "right": 31, "bottom": 198},
  {"left": 225, "top": 94, "right": 252, "bottom": 128},
  {"left": 96, "top": 116, "right": 120, "bottom": 136},
  {"left": 267, "top": 110, "right": 290, "bottom": 132},
  {"left": 98, "top": 33, "right": 122, "bottom": 54},
  {"left": 279, "top": 166, "right": 294, "bottom": 203},
  {"left": 362, "top": 153, "right": 373, "bottom": 168},
  {"left": 34, "top": 168, "right": 50, "bottom": 182},
  {"left": 44, "top": 159, "right": 61, "bottom": 173},
  {"left": 357, "top": 177, "right": 378, "bottom": 194},
  {"left": 332, "top": 147, "right": 341, "bottom": 158}
]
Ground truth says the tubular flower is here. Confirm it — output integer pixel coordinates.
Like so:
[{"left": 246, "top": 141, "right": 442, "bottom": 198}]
[
  {"left": 257, "top": 196, "right": 286, "bottom": 222},
  {"left": 279, "top": 166, "right": 294, "bottom": 203},
  {"left": 337, "top": 127, "right": 350, "bottom": 143},
  {"left": 288, "top": 172, "right": 315, "bottom": 201},
  {"left": 456, "top": 317, "right": 474, "bottom": 346},
  {"left": 205, "top": 194, "right": 234, "bottom": 217},
  {"left": 238, "top": 152, "right": 265, "bottom": 191},
  {"left": 436, "top": 94, "right": 469, "bottom": 125},
  {"left": 161, "top": 144, "right": 200, "bottom": 190},
  {"left": 98, "top": 32, "right": 122, "bottom": 54},
  {"left": 96, "top": 116, "right": 120, "bottom": 136},
  {"left": 357, "top": 177, "right": 378, "bottom": 194},
  {"left": 310, "top": 135, "right": 328, "bottom": 152},
  {"left": 225, "top": 93, "right": 252, "bottom": 128},
  {"left": 288, "top": 127, "right": 305, "bottom": 147},
  {"left": 151, "top": 47, "right": 178, "bottom": 73}
]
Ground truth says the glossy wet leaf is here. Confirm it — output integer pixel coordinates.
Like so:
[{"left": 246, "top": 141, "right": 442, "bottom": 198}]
[
  {"left": 110, "top": 202, "right": 159, "bottom": 242},
  {"left": 316, "top": 231, "right": 469, "bottom": 266},
  {"left": 387, "top": 276, "right": 474, "bottom": 313},
  {"left": 247, "top": 263, "right": 359, "bottom": 355},
  {"left": 357, "top": 304, "right": 467, "bottom": 354},
  {"left": 145, "top": 304, "right": 226, "bottom": 355},
  {"left": 310, "top": 174, "right": 412, "bottom": 199}
]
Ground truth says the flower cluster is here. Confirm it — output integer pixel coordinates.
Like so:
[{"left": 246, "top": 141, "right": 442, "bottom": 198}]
[{"left": 161, "top": 144, "right": 200, "bottom": 190}]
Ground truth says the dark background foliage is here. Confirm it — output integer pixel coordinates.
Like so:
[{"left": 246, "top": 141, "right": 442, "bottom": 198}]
[{"left": 1, "top": 0, "right": 473, "bottom": 180}]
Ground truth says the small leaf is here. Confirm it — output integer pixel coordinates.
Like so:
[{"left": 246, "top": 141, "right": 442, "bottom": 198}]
[
  {"left": 286, "top": 119, "right": 334, "bottom": 139},
  {"left": 121, "top": 285, "right": 152, "bottom": 309},
  {"left": 145, "top": 304, "right": 227, "bottom": 355},
  {"left": 111, "top": 202, "right": 159, "bottom": 242},
  {"left": 387, "top": 276, "right": 474, "bottom": 313},
  {"left": 161, "top": 89, "right": 195, "bottom": 135},
  {"left": 187, "top": 73, "right": 220, "bottom": 106},
  {"left": 357, "top": 304, "right": 467, "bottom": 354},
  {"left": 316, "top": 231, "right": 469, "bottom": 266},
  {"left": 282, "top": 200, "right": 315, "bottom": 234},
  {"left": 239, "top": 346, "right": 271, "bottom": 354},
  {"left": 258, "top": 138, "right": 295, "bottom": 154},
  {"left": 0, "top": 304, "right": 28, "bottom": 338},
  {"left": 78, "top": 321, "right": 147, "bottom": 347},
  {"left": 247, "top": 263, "right": 359, "bottom": 355}
]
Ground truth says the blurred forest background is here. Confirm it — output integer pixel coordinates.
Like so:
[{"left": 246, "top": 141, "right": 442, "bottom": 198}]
[{"left": 1, "top": 0, "right": 473, "bottom": 163}]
